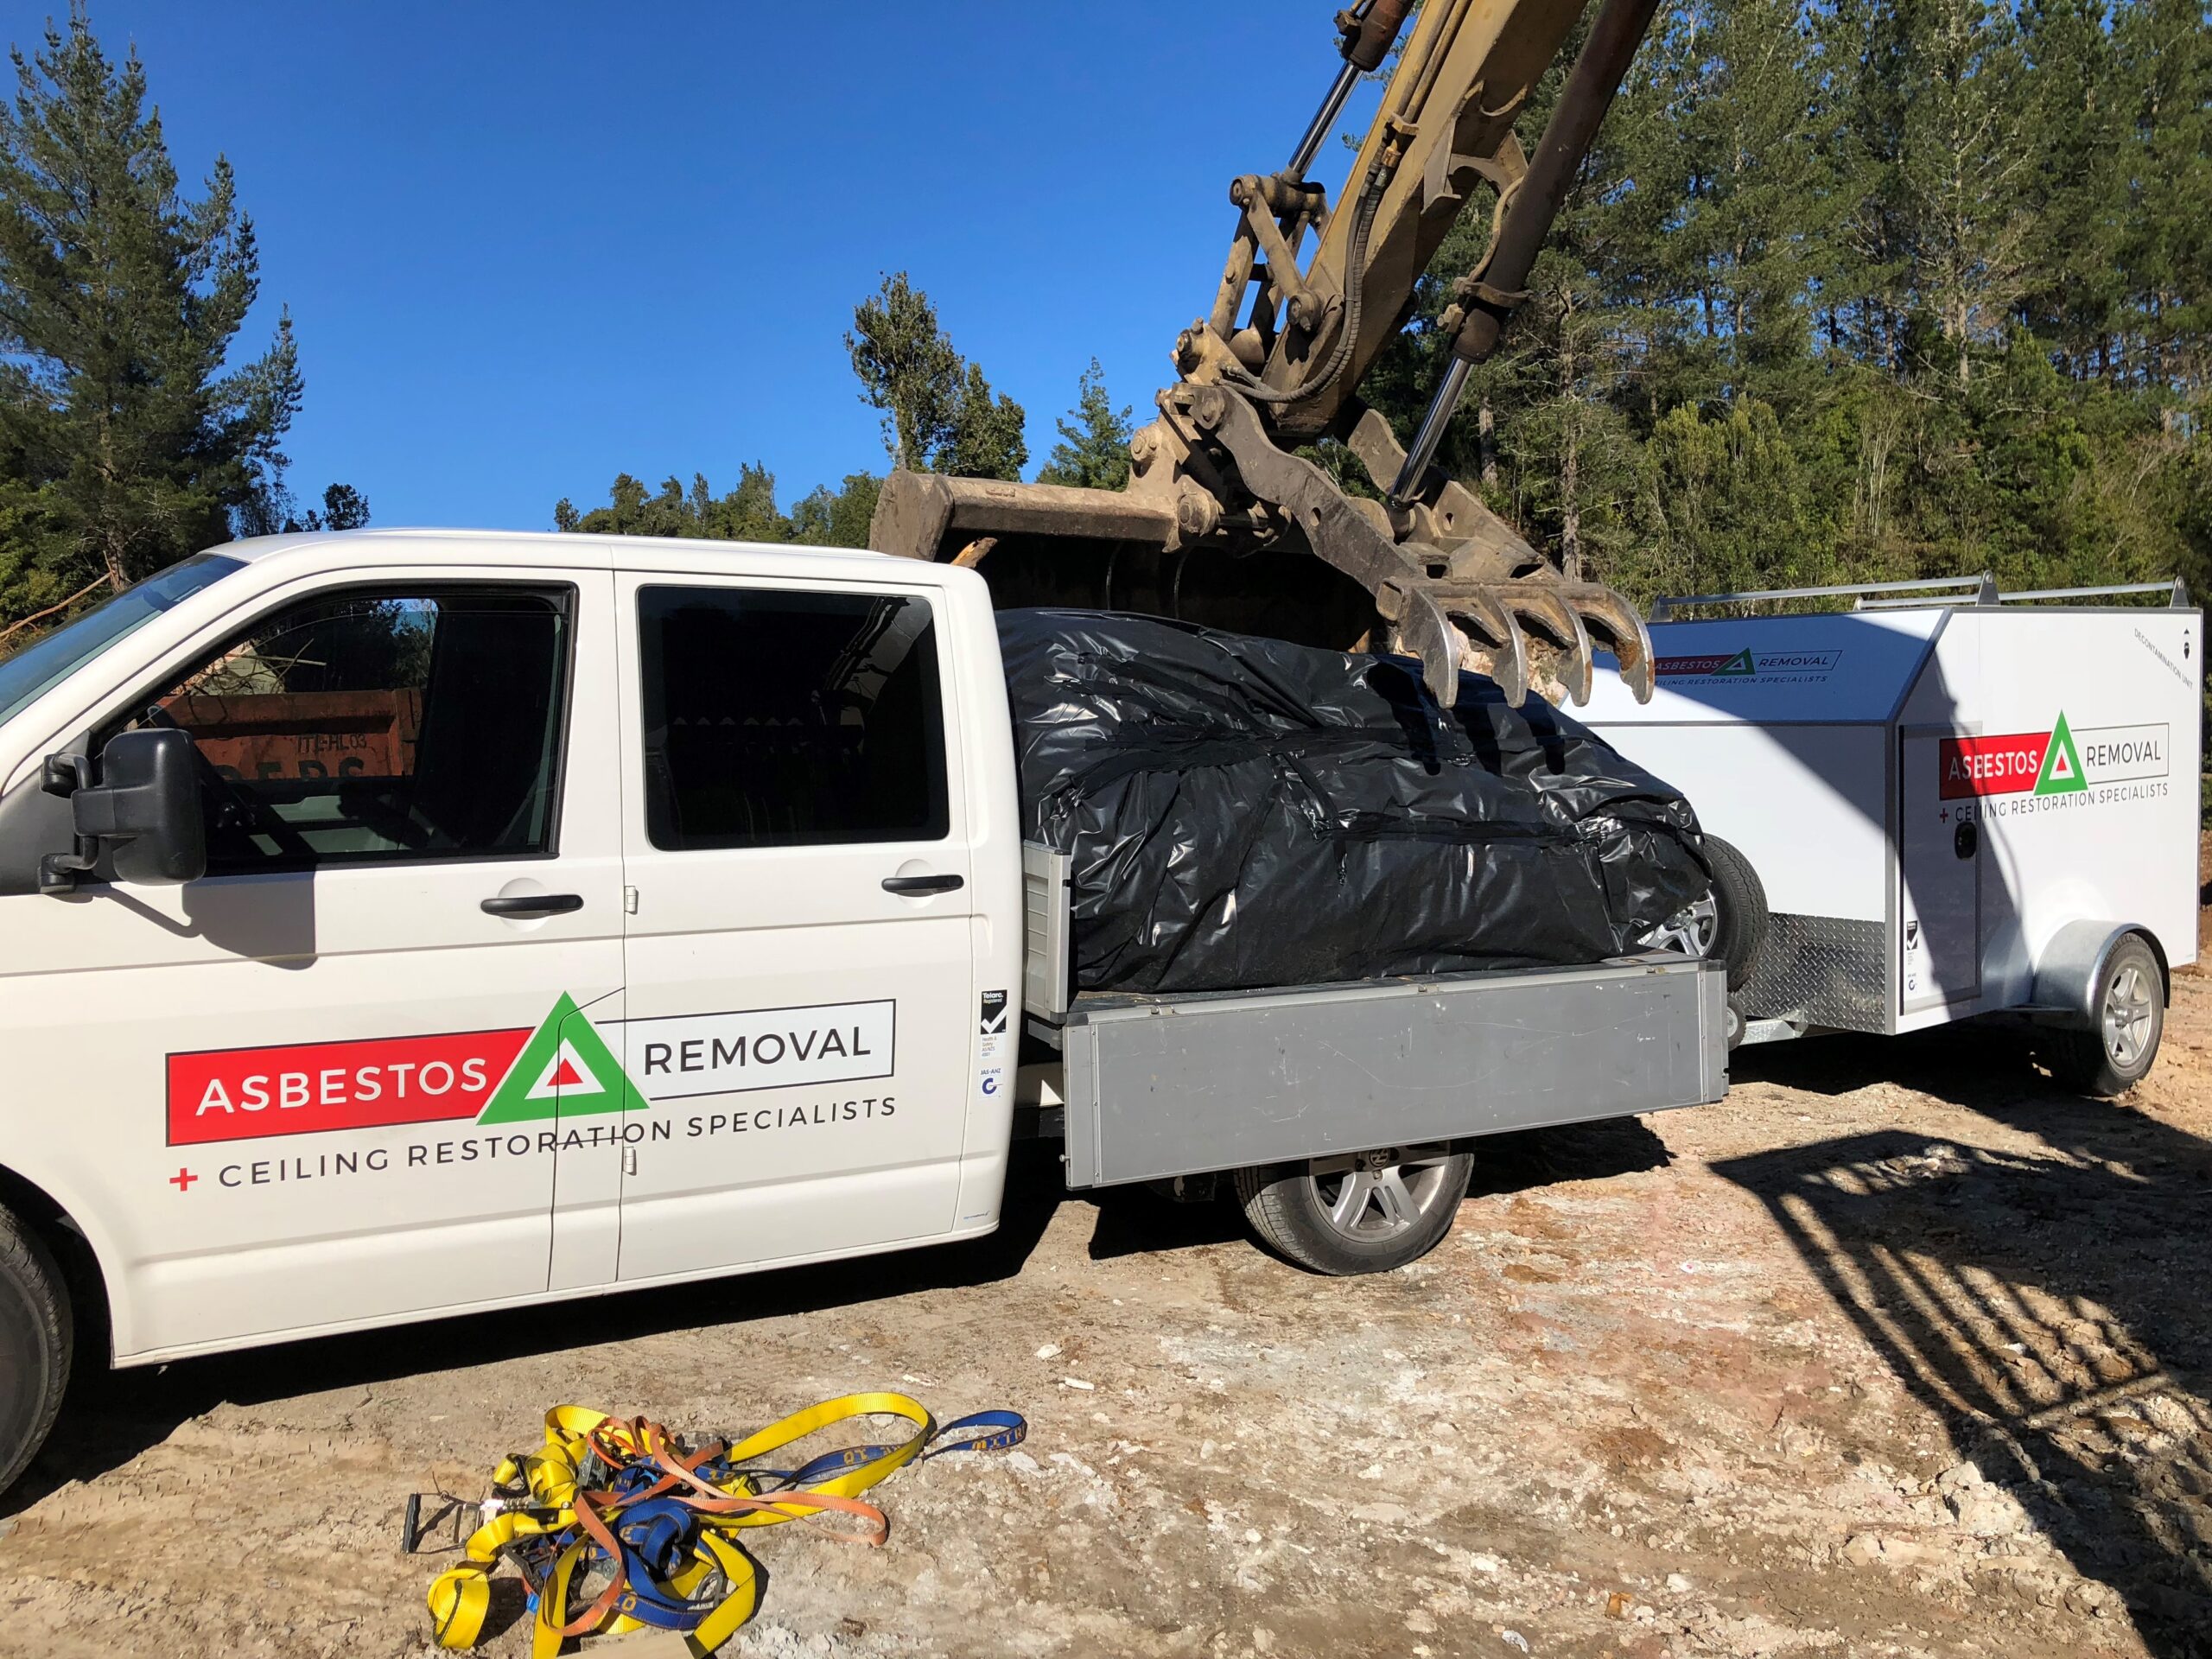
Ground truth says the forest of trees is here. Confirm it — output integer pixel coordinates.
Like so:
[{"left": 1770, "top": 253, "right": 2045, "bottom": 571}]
[
  {"left": 1352, "top": 0, "right": 2211, "bottom": 605},
  {"left": 3, "top": 0, "right": 2207, "bottom": 643}
]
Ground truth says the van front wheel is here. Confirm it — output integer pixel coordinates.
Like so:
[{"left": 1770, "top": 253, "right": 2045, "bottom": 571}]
[
  {"left": 1234, "top": 1146, "right": 1472, "bottom": 1274},
  {"left": 0, "top": 1202, "right": 71, "bottom": 1496}
]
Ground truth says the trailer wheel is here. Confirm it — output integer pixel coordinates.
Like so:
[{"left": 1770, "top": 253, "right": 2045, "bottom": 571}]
[
  {"left": 1233, "top": 1146, "right": 1472, "bottom": 1275},
  {"left": 0, "top": 1201, "right": 71, "bottom": 1496},
  {"left": 1702, "top": 836, "right": 1770, "bottom": 992},
  {"left": 2044, "top": 934, "right": 2164, "bottom": 1097}
]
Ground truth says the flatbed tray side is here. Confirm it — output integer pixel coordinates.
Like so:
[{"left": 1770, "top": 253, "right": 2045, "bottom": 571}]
[{"left": 1060, "top": 954, "right": 1726, "bottom": 1188}]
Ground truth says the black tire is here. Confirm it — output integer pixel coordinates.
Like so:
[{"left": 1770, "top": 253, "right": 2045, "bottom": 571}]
[
  {"left": 1233, "top": 1147, "right": 1473, "bottom": 1274},
  {"left": 1703, "top": 835, "right": 1770, "bottom": 993},
  {"left": 0, "top": 1202, "right": 71, "bottom": 1496},
  {"left": 2044, "top": 934, "right": 2164, "bottom": 1097}
]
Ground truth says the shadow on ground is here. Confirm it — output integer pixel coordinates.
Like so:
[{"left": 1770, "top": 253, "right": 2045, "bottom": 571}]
[{"left": 1719, "top": 1027, "right": 2212, "bottom": 1657}]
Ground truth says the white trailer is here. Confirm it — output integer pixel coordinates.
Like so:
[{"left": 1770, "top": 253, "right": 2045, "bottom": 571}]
[{"left": 1580, "top": 576, "right": 2201, "bottom": 1090}]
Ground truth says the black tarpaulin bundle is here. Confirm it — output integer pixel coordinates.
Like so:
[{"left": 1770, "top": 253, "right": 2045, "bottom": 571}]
[{"left": 998, "top": 609, "right": 1712, "bottom": 995}]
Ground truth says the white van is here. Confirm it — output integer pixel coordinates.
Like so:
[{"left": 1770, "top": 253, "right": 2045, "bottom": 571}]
[{"left": 0, "top": 531, "right": 1726, "bottom": 1488}]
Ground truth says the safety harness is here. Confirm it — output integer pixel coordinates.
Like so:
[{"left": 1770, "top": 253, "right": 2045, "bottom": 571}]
[{"left": 410, "top": 1394, "right": 1025, "bottom": 1656}]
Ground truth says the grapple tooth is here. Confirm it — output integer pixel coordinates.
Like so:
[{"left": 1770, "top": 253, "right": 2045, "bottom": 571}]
[
  {"left": 1500, "top": 583, "right": 1593, "bottom": 705},
  {"left": 1440, "top": 590, "right": 1529, "bottom": 707},
  {"left": 1384, "top": 582, "right": 1467, "bottom": 708},
  {"left": 1566, "top": 588, "right": 1656, "bottom": 703}
]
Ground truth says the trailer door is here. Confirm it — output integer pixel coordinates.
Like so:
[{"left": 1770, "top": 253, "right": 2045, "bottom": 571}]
[{"left": 1898, "top": 730, "right": 1981, "bottom": 1013}]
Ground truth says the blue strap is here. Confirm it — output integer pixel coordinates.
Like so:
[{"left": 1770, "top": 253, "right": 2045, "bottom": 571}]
[
  {"left": 925, "top": 1411, "right": 1028, "bottom": 1458},
  {"left": 613, "top": 1575, "right": 728, "bottom": 1632},
  {"left": 718, "top": 1410, "right": 1028, "bottom": 1493}
]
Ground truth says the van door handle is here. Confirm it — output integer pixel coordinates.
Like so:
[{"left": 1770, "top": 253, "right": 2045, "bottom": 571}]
[
  {"left": 881, "top": 874, "right": 963, "bottom": 896},
  {"left": 481, "top": 893, "right": 585, "bottom": 917}
]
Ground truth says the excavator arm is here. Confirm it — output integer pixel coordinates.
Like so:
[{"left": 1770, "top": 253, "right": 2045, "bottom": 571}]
[{"left": 870, "top": 0, "right": 1662, "bottom": 709}]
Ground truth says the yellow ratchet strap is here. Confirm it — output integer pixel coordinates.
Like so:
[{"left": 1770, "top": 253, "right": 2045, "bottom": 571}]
[
  {"left": 715, "top": 1390, "right": 933, "bottom": 1527},
  {"left": 427, "top": 1510, "right": 566, "bottom": 1649},
  {"left": 423, "top": 1393, "right": 1020, "bottom": 1656}
]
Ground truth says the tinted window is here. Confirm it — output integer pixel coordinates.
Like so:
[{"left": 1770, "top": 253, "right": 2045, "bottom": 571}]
[
  {"left": 638, "top": 586, "right": 947, "bottom": 850},
  {"left": 121, "top": 588, "right": 569, "bottom": 873},
  {"left": 0, "top": 554, "right": 242, "bottom": 727}
]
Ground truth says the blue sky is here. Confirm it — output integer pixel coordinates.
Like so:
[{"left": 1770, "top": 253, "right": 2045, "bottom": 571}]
[{"left": 4, "top": 2, "right": 1378, "bottom": 530}]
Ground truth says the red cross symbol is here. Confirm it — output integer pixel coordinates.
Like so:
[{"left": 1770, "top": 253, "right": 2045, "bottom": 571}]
[
  {"left": 1940, "top": 808, "right": 1950, "bottom": 823},
  {"left": 169, "top": 1167, "right": 197, "bottom": 1193}
]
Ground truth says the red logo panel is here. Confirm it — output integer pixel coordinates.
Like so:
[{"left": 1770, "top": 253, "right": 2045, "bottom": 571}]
[
  {"left": 167, "top": 1027, "right": 531, "bottom": 1146},
  {"left": 1938, "top": 731, "right": 2049, "bottom": 799}
]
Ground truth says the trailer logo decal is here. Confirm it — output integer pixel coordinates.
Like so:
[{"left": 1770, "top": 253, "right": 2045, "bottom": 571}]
[
  {"left": 1939, "top": 714, "right": 2168, "bottom": 803},
  {"left": 476, "top": 994, "right": 650, "bottom": 1125},
  {"left": 1656, "top": 649, "right": 1755, "bottom": 677},
  {"left": 2034, "top": 714, "right": 2086, "bottom": 796},
  {"left": 1656, "top": 648, "right": 1841, "bottom": 682}
]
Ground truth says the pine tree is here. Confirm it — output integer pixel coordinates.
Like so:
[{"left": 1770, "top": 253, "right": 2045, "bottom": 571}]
[
  {"left": 1819, "top": 0, "right": 1917, "bottom": 368},
  {"left": 939, "top": 361, "right": 1027, "bottom": 481},
  {"left": 788, "top": 473, "right": 881, "bottom": 547},
  {"left": 846, "top": 271, "right": 963, "bottom": 472},
  {"left": 276, "top": 480, "right": 371, "bottom": 533},
  {"left": 845, "top": 273, "right": 1027, "bottom": 479},
  {"left": 1037, "top": 359, "right": 1134, "bottom": 489},
  {"left": 1897, "top": 0, "right": 2033, "bottom": 386},
  {"left": 2016, "top": 0, "right": 2127, "bottom": 381},
  {"left": 1668, "top": 0, "right": 1830, "bottom": 399},
  {"left": 0, "top": 6, "right": 302, "bottom": 605},
  {"left": 2114, "top": 0, "right": 2212, "bottom": 398}
]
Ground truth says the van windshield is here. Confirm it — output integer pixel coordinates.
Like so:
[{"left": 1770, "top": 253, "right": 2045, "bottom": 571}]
[{"left": 0, "top": 554, "right": 244, "bottom": 728}]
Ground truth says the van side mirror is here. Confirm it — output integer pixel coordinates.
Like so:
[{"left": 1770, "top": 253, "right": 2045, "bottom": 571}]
[{"left": 39, "top": 729, "right": 207, "bottom": 893}]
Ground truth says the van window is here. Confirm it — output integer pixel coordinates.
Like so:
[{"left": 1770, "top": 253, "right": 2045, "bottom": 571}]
[
  {"left": 637, "top": 586, "right": 948, "bottom": 850},
  {"left": 120, "top": 587, "right": 570, "bottom": 873}
]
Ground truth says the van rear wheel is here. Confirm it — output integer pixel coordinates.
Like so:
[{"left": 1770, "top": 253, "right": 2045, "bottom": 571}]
[
  {"left": 1643, "top": 834, "right": 1767, "bottom": 996},
  {"left": 1234, "top": 1146, "right": 1472, "bottom": 1274},
  {"left": 0, "top": 1202, "right": 70, "bottom": 1496}
]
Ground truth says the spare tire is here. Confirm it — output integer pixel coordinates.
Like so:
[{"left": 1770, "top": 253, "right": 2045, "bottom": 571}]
[{"left": 1703, "top": 835, "right": 1770, "bottom": 992}]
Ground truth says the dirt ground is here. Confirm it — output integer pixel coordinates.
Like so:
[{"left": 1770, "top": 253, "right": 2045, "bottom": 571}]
[{"left": 7, "top": 974, "right": 2212, "bottom": 1656}]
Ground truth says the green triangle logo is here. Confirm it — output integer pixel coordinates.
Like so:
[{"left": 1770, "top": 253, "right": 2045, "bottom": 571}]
[
  {"left": 2036, "top": 712, "right": 2088, "bottom": 796},
  {"left": 1713, "top": 649, "right": 1756, "bottom": 677},
  {"left": 477, "top": 994, "right": 652, "bottom": 1124}
]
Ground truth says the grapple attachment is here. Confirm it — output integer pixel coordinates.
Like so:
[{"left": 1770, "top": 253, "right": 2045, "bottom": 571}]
[{"left": 867, "top": 388, "right": 1654, "bottom": 712}]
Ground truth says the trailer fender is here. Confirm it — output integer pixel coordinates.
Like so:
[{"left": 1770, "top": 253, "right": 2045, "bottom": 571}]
[{"left": 2031, "top": 920, "right": 2170, "bottom": 1027}]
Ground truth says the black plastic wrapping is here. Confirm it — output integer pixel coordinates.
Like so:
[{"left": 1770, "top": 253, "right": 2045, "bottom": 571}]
[{"left": 999, "top": 609, "right": 1711, "bottom": 995}]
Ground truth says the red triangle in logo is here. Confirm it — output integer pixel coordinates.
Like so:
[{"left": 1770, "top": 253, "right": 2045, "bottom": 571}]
[{"left": 547, "top": 1058, "right": 587, "bottom": 1089}]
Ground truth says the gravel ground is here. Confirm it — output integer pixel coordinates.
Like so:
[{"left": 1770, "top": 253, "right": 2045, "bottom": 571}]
[{"left": 5, "top": 970, "right": 2211, "bottom": 1658}]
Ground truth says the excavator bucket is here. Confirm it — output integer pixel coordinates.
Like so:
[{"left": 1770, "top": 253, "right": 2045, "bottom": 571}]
[
  {"left": 868, "top": 471, "right": 1176, "bottom": 574},
  {"left": 868, "top": 462, "right": 1654, "bottom": 712},
  {"left": 868, "top": 467, "right": 1401, "bottom": 669}
]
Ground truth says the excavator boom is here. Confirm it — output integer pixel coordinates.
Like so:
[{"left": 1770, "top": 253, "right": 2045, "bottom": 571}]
[{"left": 870, "top": 0, "right": 1662, "bottom": 709}]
